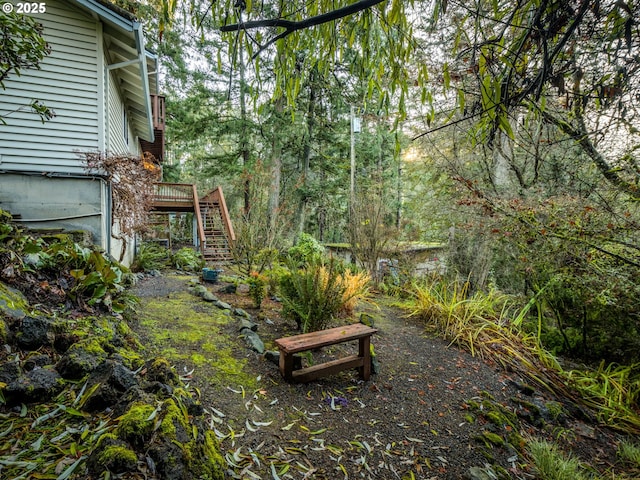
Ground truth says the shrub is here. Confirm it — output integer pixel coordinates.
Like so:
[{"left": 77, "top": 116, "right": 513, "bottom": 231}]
[
  {"left": 286, "top": 233, "right": 324, "bottom": 265},
  {"left": 171, "top": 247, "right": 204, "bottom": 272},
  {"left": 262, "top": 263, "right": 289, "bottom": 297},
  {"left": 280, "top": 258, "right": 346, "bottom": 333},
  {"left": 131, "top": 243, "right": 171, "bottom": 272},
  {"left": 247, "top": 271, "right": 267, "bottom": 308}
]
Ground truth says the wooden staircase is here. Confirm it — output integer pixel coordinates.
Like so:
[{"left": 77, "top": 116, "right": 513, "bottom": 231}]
[
  {"left": 199, "top": 187, "right": 235, "bottom": 264},
  {"left": 150, "top": 183, "right": 235, "bottom": 265}
]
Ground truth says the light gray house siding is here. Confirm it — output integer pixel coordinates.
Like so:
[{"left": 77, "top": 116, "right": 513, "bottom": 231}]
[
  {"left": 107, "top": 70, "right": 130, "bottom": 155},
  {"left": 0, "top": 1, "right": 101, "bottom": 174},
  {"left": 0, "top": 0, "right": 156, "bottom": 266}
]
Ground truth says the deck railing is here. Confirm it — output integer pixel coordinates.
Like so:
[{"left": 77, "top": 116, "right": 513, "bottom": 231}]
[{"left": 153, "top": 183, "right": 194, "bottom": 204}]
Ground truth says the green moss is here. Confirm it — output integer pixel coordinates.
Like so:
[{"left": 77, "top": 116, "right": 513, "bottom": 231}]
[
  {"left": 97, "top": 445, "right": 138, "bottom": 472},
  {"left": 0, "top": 281, "right": 30, "bottom": 318},
  {"left": 160, "top": 398, "right": 188, "bottom": 438},
  {"left": 545, "top": 401, "right": 564, "bottom": 421},
  {"left": 116, "top": 402, "right": 156, "bottom": 445},
  {"left": 74, "top": 338, "right": 107, "bottom": 356},
  {"left": 136, "top": 284, "right": 255, "bottom": 389},
  {"left": 198, "top": 430, "right": 225, "bottom": 479},
  {"left": 481, "top": 431, "right": 505, "bottom": 447},
  {"left": 480, "top": 390, "right": 496, "bottom": 400},
  {"left": 486, "top": 410, "right": 518, "bottom": 430},
  {"left": 0, "top": 319, "right": 6, "bottom": 344}
]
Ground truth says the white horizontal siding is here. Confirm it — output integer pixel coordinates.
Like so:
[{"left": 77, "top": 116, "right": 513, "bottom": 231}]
[
  {"left": 107, "top": 71, "right": 128, "bottom": 154},
  {"left": 0, "top": 0, "right": 100, "bottom": 175}
]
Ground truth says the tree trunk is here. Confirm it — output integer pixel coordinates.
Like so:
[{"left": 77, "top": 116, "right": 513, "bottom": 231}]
[
  {"left": 268, "top": 97, "right": 284, "bottom": 239},
  {"left": 238, "top": 38, "right": 251, "bottom": 215},
  {"left": 296, "top": 69, "right": 317, "bottom": 236}
]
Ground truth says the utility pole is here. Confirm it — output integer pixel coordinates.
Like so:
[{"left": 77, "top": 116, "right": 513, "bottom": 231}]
[{"left": 349, "top": 106, "right": 360, "bottom": 221}]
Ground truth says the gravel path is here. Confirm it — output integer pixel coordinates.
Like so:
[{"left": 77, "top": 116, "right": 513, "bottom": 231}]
[{"left": 132, "top": 273, "right": 624, "bottom": 480}]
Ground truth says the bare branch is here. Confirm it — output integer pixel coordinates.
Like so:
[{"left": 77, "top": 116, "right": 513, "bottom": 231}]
[{"left": 221, "top": 0, "right": 386, "bottom": 58}]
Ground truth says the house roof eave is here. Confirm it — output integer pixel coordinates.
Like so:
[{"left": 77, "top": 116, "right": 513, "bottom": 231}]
[{"left": 73, "top": 0, "right": 156, "bottom": 142}]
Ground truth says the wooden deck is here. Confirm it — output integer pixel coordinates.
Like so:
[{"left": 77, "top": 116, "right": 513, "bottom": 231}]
[{"left": 149, "top": 183, "right": 235, "bottom": 264}]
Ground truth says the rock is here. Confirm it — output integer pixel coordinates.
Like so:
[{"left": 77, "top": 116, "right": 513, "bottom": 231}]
[
  {"left": 0, "top": 283, "right": 28, "bottom": 320},
  {"left": 240, "top": 329, "right": 265, "bottom": 354},
  {"left": 264, "top": 318, "right": 274, "bottom": 325},
  {"left": 233, "top": 308, "right": 250, "bottom": 318},
  {"left": 149, "top": 269, "right": 162, "bottom": 277},
  {"left": 371, "top": 355, "right": 380, "bottom": 375},
  {"left": 213, "top": 300, "right": 232, "bottom": 311},
  {"left": 4, "top": 367, "right": 63, "bottom": 405},
  {"left": 0, "top": 361, "right": 21, "bottom": 384},
  {"left": 192, "top": 284, "right": 208, "bottom": 297},
  {"left": 359, "top": 312, "right": 376, "bottom": 327},
  {"left": 239, "top": 319, "right": 258, "bottom": 332},
  {"left": 23, "top": 354, "right": 52, "bottom": 371},
  {"left": 56, "top": 339, "right": 108, "bottom": 379},
  {"left": 467, "top": 466, "right": 499, "bottom": 480},
  {"left": 202, "top": 290, "right": 218, "bottom": 302},
  {"left": 83, "top": 360, "right": 139, "bottom": 412},
  {"left": 15, "top": 316, "right": 55, "bottom": 350},
  {"left": 145, "top": 358, "right": 180, "bottom": 386},
  {"left": 264, "top": 351, "right": 302, "bottom": 370},
  {"left": 87, "top": 436, "right": 138, "bottom": 475},
  {"left": 236, "top": 283, "right": 250, "bottom": 294},
  {"left": 219, "top": 284, "right": 236, "bottom": 294}
]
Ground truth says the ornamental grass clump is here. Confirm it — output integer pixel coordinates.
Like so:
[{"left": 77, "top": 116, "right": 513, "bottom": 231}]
[
  {"left": 409, "top": 277, "right": 640, "bottom": 435},
  {"left": 526, "top": 440, "right": 591, "bottom": 480},
  {"left": 337, "top": 268, "right": 370, "bottom": 315}
]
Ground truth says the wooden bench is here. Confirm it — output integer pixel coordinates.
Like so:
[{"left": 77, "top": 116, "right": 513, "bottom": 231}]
[{"left": 275, "top": 323, "right": 378, "bottom": 383}]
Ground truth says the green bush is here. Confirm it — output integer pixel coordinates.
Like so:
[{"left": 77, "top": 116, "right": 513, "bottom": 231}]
[
  {"left": 286, "top": 233, "right": 324, "bottom": 266},
  {"left": 132, "top": 243, "right": 171, "bottom": 272},
  {"left": 279, "top": 258, "right": 346, "bottom": 333},
  {"left": 171, "top": 247, "right": 204, "bottom": 272},
  {"left": 247, "top": 272, "right": 267, "bottom": 308}
]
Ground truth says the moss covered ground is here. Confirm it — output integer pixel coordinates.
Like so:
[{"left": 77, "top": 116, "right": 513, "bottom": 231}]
[{"left": 134, "top": 275, "right": 256, "bottom": 390}]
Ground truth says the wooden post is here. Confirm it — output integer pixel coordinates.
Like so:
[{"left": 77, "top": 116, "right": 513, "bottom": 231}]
[
  {"left": 358, "top": 335, "right": 371, "bottom": 380},
  {"left": 279, "top": 352, "right": 294, "bottom": 381}
]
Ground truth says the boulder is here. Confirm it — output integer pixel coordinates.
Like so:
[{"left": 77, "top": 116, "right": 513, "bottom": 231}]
[
  {"left": 23, "top": 354, "right": 52, "bottom": 371},
  {"left": 233, "top": 308, "right": 250, "bottom": 318},
  {"left": 83, "top": 360, "right": 139, "bottom": 412},
  {"left": 56, "top": 339, "right": 108, "bottom": 379},
  {"left": 202, "top": 290, "right": 218, "bottom": 302},
  {"left": 213, "top": 300, "right": 232, "bottom": 311},
  {"left": 239, "top": 318, "right": 258, "bottom": 332},
  {"left": 15, "top": 316, "right": 55, "bottom": 350},
  {"left": 240, "top": 329, "right": 264, "bottom": 354},
  {"left": 4, "top": 367, "right": 63, "bottom": 405}
]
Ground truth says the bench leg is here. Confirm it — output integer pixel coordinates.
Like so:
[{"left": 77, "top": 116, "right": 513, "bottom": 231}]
[
  {"left": 358, "top": 336, "right": 372, "bottom": 380},
  {"left": 279, "top": 351, "right": 294, "bottom": 381}
]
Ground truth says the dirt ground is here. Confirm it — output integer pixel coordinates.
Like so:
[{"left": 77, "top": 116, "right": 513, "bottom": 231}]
[{"left": 131, "top": 272, "right": 628, "bottom": 480}]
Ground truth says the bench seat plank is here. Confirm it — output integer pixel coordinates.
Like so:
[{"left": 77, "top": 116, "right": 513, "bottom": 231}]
[{"left": 275, "top": 323, "right": 378, "bottom": 354}]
